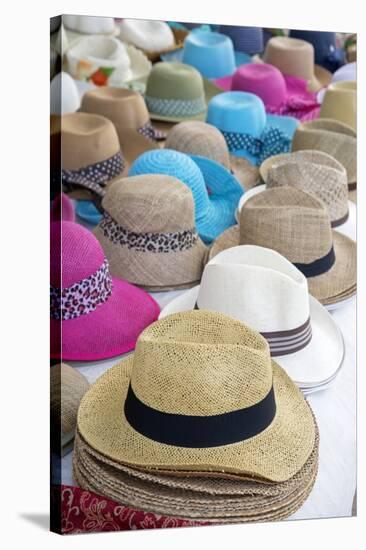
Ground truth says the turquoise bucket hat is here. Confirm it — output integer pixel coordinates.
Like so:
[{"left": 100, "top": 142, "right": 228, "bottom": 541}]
[
  {"left": 207, "top": 91, "right": 299, "bottom": 165},
  {"left": 75, "top": 200, "right": 102, "bottom": 226},
  {"left": 129, "top": 149, "right": 244, "bottom": 244},
  {"left": 161, "top": 30, "right": 251, "bottom": 77}
]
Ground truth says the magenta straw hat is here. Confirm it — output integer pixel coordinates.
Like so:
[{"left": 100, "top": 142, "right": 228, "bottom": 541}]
[
  {"left": 50, "top": 221, "right": 160, "bottom": 361},
  {"left": 214, "top": 64, "right": 320, "bottom": 122}
]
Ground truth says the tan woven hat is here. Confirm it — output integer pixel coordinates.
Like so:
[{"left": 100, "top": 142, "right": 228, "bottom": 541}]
[
  {"left": 80, "top": 88, "right": 166, "bottom": 163},
  {"left": 290, "top": 119, "right": 357, "bottom": 195},
  {"left": 248, "top": 150, "right": 349, "bottom": 227},
  {"left": 261, "top": 36, "right": 332, "bottom": 92},
  {"left": 50, "top": 363, "right": 89, "bottom": 456},
  {"left": 319, "top": 81, "right": 357, "bottom": 131},
  {"left": 165, "top": 120, "right": 260, "bottom": 191},
  {"left": 209, "top": 187, "right": 356, "bottom": 306},
  {"left": 93, "top": 175, "right": 208, "bottom": 291},
  {"left": 61, "top": 112, "right": 128, "bottom": 200},
  {"left": 77, "top": 310, "right": 316, "bottom": 483}
]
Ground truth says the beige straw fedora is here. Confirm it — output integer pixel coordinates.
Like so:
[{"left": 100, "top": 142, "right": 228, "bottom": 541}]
[
  {"left": 80, "top": 87, "right": 166, "bottom": 163},
  {"left": 93, "top": 175, "right": 208, "bottom": 291},
  {"left": 50, "top": 363, "right": 89, "bottom": 456},
  {"left": 61, "top": 112, "right": 128, "bottom": 200},
  {"left": 246, "top": 150, "right": 351, "bottom": 229},
  {"left": 319, "top": 81, "right": 357, "bottom": 131},
  {"left": 209, "top": 187, "right": 356, "bottom": 306},
  {"left": 290, "top": 119, "right": 357, "bottom": 202},
  {"left": 259, "top": 36, "right": 332, "bottom": 92},
  {"left": 165, "top": 120, "right": 260, "bottom": 191},
  {"left": 77, "top": 310, "right": 316, "bottom": 483}
]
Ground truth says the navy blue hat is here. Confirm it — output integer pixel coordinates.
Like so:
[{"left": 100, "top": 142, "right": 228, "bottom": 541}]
[
  {"left": 289, "top": 30, "right": 345, "bottom": 73},
  {"left": 218, "top": 25, "right": 264, "bottom": 55}
]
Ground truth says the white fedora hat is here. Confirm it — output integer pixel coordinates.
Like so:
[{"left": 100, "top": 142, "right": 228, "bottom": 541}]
[{"left": 160, "top": 245, "right": 344, "bottom": 389}]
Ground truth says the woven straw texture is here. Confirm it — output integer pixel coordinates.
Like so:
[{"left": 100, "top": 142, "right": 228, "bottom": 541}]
[
  {"left": 50, "top": 363, "right": 89, "bottom": 447},
  {"left": 265, "top": 150, "right": 348, "bottom": 225},
  {"left": 77, "top": 311, "right": 316, "bottom": 482},
  {"left": 208, "top": 188, "right": 356, "bottom": 305},
  {"left": 93, "top": 175, "right": 208, "bottom": 291},
  {"left": 291, "top": 119, "right": 357, "bottom": 185}
]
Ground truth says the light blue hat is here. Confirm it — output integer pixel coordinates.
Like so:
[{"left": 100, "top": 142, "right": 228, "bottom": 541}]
[
  {"left": 161, "top": 30, "right": 251, "bottom": 77},
  {"left": 75, "top": 200, "right": 102, "bottom": 226},
  {"left": 218, "top": 26, "right": 264, "bottom": 55},
  {"left": 129, "top": 149, "right": 244, "bottom": 244},
  {"left": 207, "top": 91, "right": 299, "bottom": 166}
]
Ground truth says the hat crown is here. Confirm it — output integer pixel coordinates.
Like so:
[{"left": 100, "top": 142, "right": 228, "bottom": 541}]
[
  {"left": 239, "top": 187, "right": 333, "bottom": 264},
  {"left": 61, "top": 112, "right": 120, "bottom": 171},
  {"left": 62, "top": 15, "right": 115, "bottom": 34},
  {"left": 207, "top": 91, "right": 267, "bottom": 137},
  {"left": 320, "top": 80, "right": 356, "bottom": 130},
  {"left": 118, "top": 19, "right": 175, "bottom": 51},
  {"left": 198, "top": 246, "right": 310, "bottom": 333},
  {"left": 129, "top": 149, "right": 210, "bottom": 212},
  {"left": 231, "top": 64, "right": 287, "bottom": 108},
  {"left": 102, "top": 174, "right": 196, "bottom": 232},
  {"left": 165, "top": 121, "right": 230, "bottom": 168},
  {"left": 183, "top": 31, "right": 236, "bottom": 78},
  {"left": 264, "top": 36, "right": 314, "bottom": 81},
  {"left": 68, "top": 35, "right": 130, "bottom": 67},
  {"left": 50, "top": 221, "right": 105, "bottom": 289},
  {"left": 146, "top": 62, "right": 205, "bottom": 101},
  {"left": 81, "top": 87, "right": 150, "bottom": 129},
  {"left": 218, "top": 25, "right": 264, "bottom": 54},
  {"left": 130, "top": 310, "right": 273, "bottom": 416}
]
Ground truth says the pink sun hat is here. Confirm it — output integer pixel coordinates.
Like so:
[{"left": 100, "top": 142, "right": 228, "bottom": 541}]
[
  {"left": 50, "top": 221, "right": 160, "bottom": 361},
  {"left": 214, "top": 63, "right": 320, "bottom": 122}
]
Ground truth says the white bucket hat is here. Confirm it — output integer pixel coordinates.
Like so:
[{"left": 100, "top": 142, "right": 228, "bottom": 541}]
[{"left": 160, "top": 245, "right": 344, "bottom": 390}]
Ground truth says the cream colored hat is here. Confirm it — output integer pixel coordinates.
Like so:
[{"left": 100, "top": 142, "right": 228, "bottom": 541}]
[
  {"left": 291, "top": 119, "right": 357, "bottom": 199},
  {"left": 93, "top": 174, "right": 208, "bottom": 291},
  {"left": 243, "top": 150, "right": 351, "bottom": 231},
  {"left": 160, "top": 245, "right": 344, "bottom": 389},
  {"left": 319, "top": 81, "right": 357, "bottom": 131},
  {"left": 117, "top": 19, "right": 175, "bottom": 53},
  {"left": 261, "top": 36, "right": 332, "bottom": 92},
  {"left": 50, "top": 363, "right": 89, "bottom": 456},
  {"left": 165, "top": 120, "right": 260, "bottom": 191},
  {"left": 60, "top": 112, "right": 128, "bottom": 200},
  {"left": 77, "top": 310, "right": 316, "bottom": 483},
  {"left": 209, "top": 187, "right": 356, "bottom": 307}
]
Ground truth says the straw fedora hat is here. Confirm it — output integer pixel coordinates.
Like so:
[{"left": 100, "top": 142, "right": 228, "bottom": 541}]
[
  {"left": 129, "top": 149, "right": 243, "bottom": 243},
  {"left": 165, "top": 121, "right": 260, "bottom": 191},
  {"left": 60, "top": 112, "right": 128, "bottom": 201},
  {"left": 144, "top": 62, "right": 221, "bottom": 123},
  {"left": 50, "top": 221, "right": 159, "bottom": 361},
  {"left": 209, "top": 187, "right": 356, "bottom": 307},
  {"left": 244, "top": 150, "right": 353, "bottom": 234},
  {"left": 93, "top": 174, "right": 208, "bottom": 291},
  {"left": 258, "top": 36, "right": 332, "bottom": 92},
  {"left": 290, "top": 118, "right": 357, "bottom": 201},
  {"left": 73, "top": 426, "right": 318, "bottom": 522},
  {"left": 80, "top": 87, "right": 165, "bottom": 163},
  {"left": 319, "top": 81, "right": 357, "bottom": 131},
  {"left": 77, "top": 310, "right": 316, "bottom": 483},
  {"left": 206, "top": 91, "right": 299, "bottom": 166},
  {"left": 51, "top": 363, "right": 89, "bottom": 456},
  {"left": 160, "top": 245, "right": 344, "bottom": 389}
]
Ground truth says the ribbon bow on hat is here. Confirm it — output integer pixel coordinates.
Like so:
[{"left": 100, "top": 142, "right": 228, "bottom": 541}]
[{"left": 222, "top": 126, "right": 292, "bottom": 164}]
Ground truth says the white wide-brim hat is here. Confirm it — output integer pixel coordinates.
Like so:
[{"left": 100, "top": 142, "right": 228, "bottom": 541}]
[{"left": 159, "top": 245, "right": 345, "bottom": 390}]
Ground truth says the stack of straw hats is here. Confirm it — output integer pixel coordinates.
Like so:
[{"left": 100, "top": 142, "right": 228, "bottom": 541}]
[{"left": 73, "top": 311, "right": 319, "bottom": 523}]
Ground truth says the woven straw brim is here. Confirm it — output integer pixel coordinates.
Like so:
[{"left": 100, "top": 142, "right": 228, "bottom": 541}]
[
  {"left": 73, "top": 429, "right": 318, "bottom": 522},
  {"left": 209, "top": 227, "right": 356, "bottom": 306},
  {"left": 309, "top": 65, "right": 332, "bottom": 92},
  {"left": 64, "top": 162, "right": 129, "bottom": 201},
  {"left": 93, "top": 225, "right": 208, "bottom": 292},
  {"left": 116, "top": 128, "right": 159, "bottom": 165},
  {"left": 77, "top": 356, "right": 316, "bottom": 483},
  {"left": 349, "top": 188, "right": 357, "bottom": 204},
  {"left": 229, "top": 155, "right": 260, "bottom": 191}
]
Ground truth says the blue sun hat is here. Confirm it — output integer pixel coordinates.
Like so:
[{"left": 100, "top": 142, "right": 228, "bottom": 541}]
[
  {"left": 207, "top": 91, "right": 299, "bottom": 166},
  {"left": 129, "top": 149, "right": 244, "bottom": 244},
  {"left": 218, "top": 26, "right": 264, "bottom": 55},
  {"left": 161, "top": 29, "right": 251, "bottom": 75},
  {"left": 75, "top": 200, "right": 102, "bottom": 226}
]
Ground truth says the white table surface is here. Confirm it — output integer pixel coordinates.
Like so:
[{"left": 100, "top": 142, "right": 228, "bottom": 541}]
[{"left": 61, "top": 216, "right": 357, "bottom": 522}]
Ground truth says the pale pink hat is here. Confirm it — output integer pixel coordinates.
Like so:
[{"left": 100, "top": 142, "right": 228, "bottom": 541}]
[
  {"left": 214, "top": 63, "right": 320, "bottom": 122},
  {"left": 50, "top": 193, "right": 75, "bottom": 222},
  {"left": 50, "top": 221, "right": 160, "bottom": 361}
]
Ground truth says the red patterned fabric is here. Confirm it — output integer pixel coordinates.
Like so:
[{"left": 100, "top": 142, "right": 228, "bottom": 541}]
[{"left": 57, "top": 485, "right": 206, "bottom": 534}]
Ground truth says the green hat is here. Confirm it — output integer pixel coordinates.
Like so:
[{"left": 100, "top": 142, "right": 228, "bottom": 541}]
[{"left": 145, "top": 62, "right": 221, "bottom": 122}]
